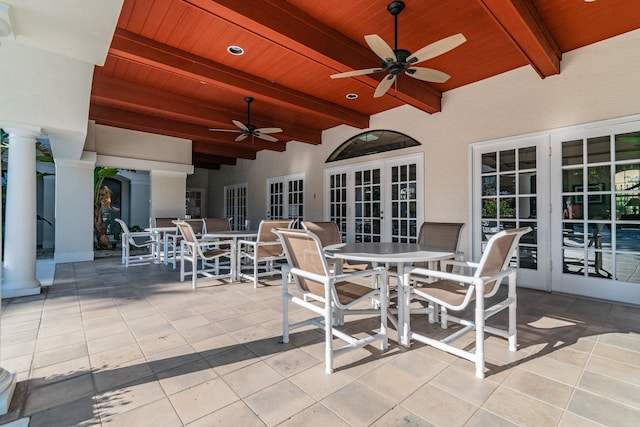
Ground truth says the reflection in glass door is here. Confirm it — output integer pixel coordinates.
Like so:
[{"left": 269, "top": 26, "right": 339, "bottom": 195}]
[{"left": 553, "top": 124, "right": 640, "bottom": 304}]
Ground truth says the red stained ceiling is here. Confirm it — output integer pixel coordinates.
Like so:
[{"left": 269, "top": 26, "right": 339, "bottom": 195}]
[{"left": 89, "top": 0, "right": 640, "bottom": 169}]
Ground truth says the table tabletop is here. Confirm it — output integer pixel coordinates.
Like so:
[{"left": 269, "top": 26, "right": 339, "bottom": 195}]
[
  {"left": 324, "top": 242, "right": 454, "bottom": 264},
  {"left": 203, "top": 230, "right": 258, "bottom": 239}
]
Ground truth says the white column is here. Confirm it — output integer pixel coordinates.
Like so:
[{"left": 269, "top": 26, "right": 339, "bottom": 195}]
[
  {"left": 54, "top": 155, "right": 96, "bottom": 263},
  {"left": 2, "top": 127, "right": 41, "bottom": 298},
  {"left": 42, "top": 174, "right": 56, "bottom": 249}
]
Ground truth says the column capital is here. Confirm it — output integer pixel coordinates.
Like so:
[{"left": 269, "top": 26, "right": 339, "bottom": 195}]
[{"left": 3, "top": 125, "right": 42, "bottom": 140}]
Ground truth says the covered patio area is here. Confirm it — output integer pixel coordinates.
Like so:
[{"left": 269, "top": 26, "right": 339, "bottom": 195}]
[{"left": 0, "top": 258, "right": 638, "bottom": 426}]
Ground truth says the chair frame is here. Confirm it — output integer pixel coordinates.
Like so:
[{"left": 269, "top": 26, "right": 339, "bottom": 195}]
[
  {"left": 173, "top": 220, "right": 233, "bottom": 289},
  {"left": 114, "top": 218, "right": 156, "bottom": 267},
  {"left": 276, "top": 228, "right": 388, "bottom": 374},
  {"left": 237, "top": 219, "right": 293, "bottom": 288},
  {"left": 404, "top": 227, "right": 531, "bottom": 378}
]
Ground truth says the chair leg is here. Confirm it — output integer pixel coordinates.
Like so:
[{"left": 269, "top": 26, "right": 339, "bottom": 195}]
[
  {"left": 192, "top": 256, "right": 198, "bottom": 289},
  {"left": 253, "top": 259, "right": 258, "bottom": 288},
  {"left": 282, "top": 272, "right": 290, "bottom": 344},
  {"left": 324, "top": 284, "right": 334, "bottom": 375},
  {"left": 474, "top": 285, "right": 486, "bottom": 379}
]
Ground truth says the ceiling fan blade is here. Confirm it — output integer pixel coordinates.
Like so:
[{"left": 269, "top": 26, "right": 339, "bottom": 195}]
[
  {"left": 208, "top": 128, "right": 242, "bottom": 133},
  {"left": 331, "top": 68, "right": 383, "bottom": 79},
  {"left": 406, "top": 67, "right": 451, "bottom": 83},
  {"left": 406, "top": 33, "right": 466, "bottom": 65},
  {"left": 256, "top": 133, "right": 279, "bottom": 142},
  {"left": 235, "top": 133, "right": 249, "bottom": 142},
  {"left": 374, "top": 74, "right": 396, "bottom": 98},
  {"left": 364, "top": 34, "right": 396, "bottom": 62},
  {"left": 232, "top": 120, "right": 250, "bottom": 132},
  {"left": 255, "top": 127, "right": 283, "bottom": 134}
]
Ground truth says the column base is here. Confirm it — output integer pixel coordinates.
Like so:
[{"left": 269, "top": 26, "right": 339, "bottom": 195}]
[
  {"left": 1, "top": 277, "right": 41, "bottom": 299},
  {"left": 0, "top": 369, "right": 17, "bottom": 415}
]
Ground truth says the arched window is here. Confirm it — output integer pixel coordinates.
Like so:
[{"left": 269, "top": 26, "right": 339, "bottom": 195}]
[{"left": 326, "top": 130, "right": 420, "bottom": 162}]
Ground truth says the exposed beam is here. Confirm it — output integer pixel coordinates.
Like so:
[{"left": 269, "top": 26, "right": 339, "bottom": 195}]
[
  {"left": 192, "top": 141, "right": 257, "bottom": 160},
  {"left": 109, "top": 29, "right": 370, "bottom": 128},
  {"left": 478, "top": 0, "right": 561, "bottom": 77},
  {"left": 89, "top": 104, "right": 286, "bottom": 155},
  {"left": 192, "top": 152, "right": 237, "bottom": 166},
  {"left": 184, "top": 0, "right": 443, "bottom": 113},
  {"left": 91, "top": 73, "right": 322, "bottom": 145}
]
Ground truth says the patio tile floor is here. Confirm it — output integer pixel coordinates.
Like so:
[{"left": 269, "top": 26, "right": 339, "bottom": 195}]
[{"left": 1, "top": 256, "right": 639, "bottom": 426}]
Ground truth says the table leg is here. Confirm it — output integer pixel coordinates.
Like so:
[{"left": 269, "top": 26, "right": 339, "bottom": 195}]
[{"left": 398, "top": 262, "right": 411, "bottom": 348}]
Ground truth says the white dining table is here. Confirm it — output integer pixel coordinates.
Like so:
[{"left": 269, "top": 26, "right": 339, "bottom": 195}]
[
  {"left": 145, "top": 226, "right": 178, "bottom": 264},
  {"left": 203, "top": 230, "right": 258, "bottom": 281},
  {"left": 324, "top": 241, "right": 454, "bottom": 347}
]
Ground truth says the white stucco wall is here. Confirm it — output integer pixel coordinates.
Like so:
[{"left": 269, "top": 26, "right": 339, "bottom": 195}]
[{"left": 205, "top": 29, "right": 640, "bottom": 244}]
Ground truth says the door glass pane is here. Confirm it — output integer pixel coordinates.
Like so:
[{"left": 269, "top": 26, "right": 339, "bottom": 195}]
[
  {"left": 562, "top": 169, "right": 583, "bottom": 192},
  {"left": 587, "top": 136, "right": 610, "bottom": 163},
  {"left": 615, "top": 132, "right": 640, "bottom": 161},
  {"left": 562, "top": 139, "right": 583, "bottom": 166},
  {"left": 500, "top": 150, "right": 516, "bottom": 172}
]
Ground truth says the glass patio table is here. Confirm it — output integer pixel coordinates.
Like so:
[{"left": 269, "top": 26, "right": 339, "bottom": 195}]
[{"left": 323, "top": 241, "right": 455, "bottom": 347}]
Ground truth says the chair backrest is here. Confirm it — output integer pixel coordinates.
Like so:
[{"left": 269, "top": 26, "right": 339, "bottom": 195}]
[
  {"left": 184, "top": 218, "right": 204, "bottom": 235},
  {"left": 114, "top": 218, "right": 130, "bottom": 235},
  {"left": 301, "top": 221, "right": 342, "bottom": 247},
  {"left": 173, "top": 220, "right": 198, "bottom": 254},
  {"left": 475, "top": 227, "right": 532, "bottom": 296},
  {"left": 256, "top": 219, "right": 294, "bottom": 258},
  {"left": 276, "top": 228, "right": 328, "bottom": 298},
  {"left": 418, "top": 222, "right": 465, "bottom": 251},
  {"left": 204, "top": 217, "right": 231, "bottom": 233},
  {"left": 153, "top": 217, "right": 177, "bottom": 228}
]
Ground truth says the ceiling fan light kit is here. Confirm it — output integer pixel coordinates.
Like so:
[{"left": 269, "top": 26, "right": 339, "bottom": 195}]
[
  {"left": 331, "top": 0, "right": 466, "bottom": 98},
  {"left": 209, "top": 96, "right": 283, "bottom": 142}
]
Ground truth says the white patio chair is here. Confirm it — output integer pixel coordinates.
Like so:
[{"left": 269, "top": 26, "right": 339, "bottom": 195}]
[
  {"left": 237, "top": 219, "right": 293, "bottom": 287},
  {"left": 275, "top": 228, "right": 388, "bottom": 374},
  {"left": 203, "top": 217, "right": 232, "bottom": 233},
  {"left": 301, "top": 221, "right": 370, "bottom": 273},
  {"left": 173, "top": 220, "right": 233, "bottom": 289},
  {"left": 404, "top": 226, "right": 531, "bottom": 378},
  {"left": 114, "top": 218, "right": 156, "bottom": 267}
]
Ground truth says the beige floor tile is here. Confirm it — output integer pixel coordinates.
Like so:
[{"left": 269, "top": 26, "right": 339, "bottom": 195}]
[
  {"left": 24, "top": 373, "right": 95, "bottom": 415},
  {"left": 279, "top": 402, "right": 351, "bottom": 427},
  {"left": 557, "top": 411, "right": 608, "bottom": 427},
  {"left": 482, "top": 387, "right": 564, "bottom": 427},
  {"left": 89, "top": 342, "right": 145, "bottom": 370},
  {"left": 567, "top": 389, "right": 640, "bottom": 427},
  {"left": 264, "top": 347, "right": 321, "bottom": 378},
  {"left": 169, "top": 377, "right": 240, "bottom": 424},
  {"left": 93, "top": 357, "right": 154, "bottom": 393},
  {"left": 585, "top": 354, "right": 640, "bottom": 385},
  {"left": 370, "top": 406, "right": 434, "bottom": 426},
  {"left": 288, "top": 363, "right": 355, "bottom": 401},
  {"left": 518, "top": 353, "right": 584, "bottom": 385},
  {"left": 321, "top": 381, "right": 394, "bottom": 426},
  {"left": 591, "top": 341, "right": 640, "bottom": 367},
  {"left": 403, "top": 383, "right": 478, "bottom": 426},
  {"left": 578, "top": 370, "right": 640, "bottom": 410},
  {"left": 501, "top": 368, "right": 573, "bottom": 408},
  {"left": 100, "top": 397, "right": 182, "bottom": 427},
  {"left": 27, "top": 396, "right": 100, "bottom": 427},
  {"left": 359, "top": 361, "right": 427, "bottom": 401},
  {"left": 95, "top": 378, "right": 167, "bottom": 419},
  {"left": 31, "top": 342, "right": 88, "bottom": 370},
  {"left": 430, "top": 364, "right": 500, "bottom": 407},
  {"left": 222, "top": 360, "right": 284, "bottom": 397},
  {"left": 244, "top": 379, "right": 315, "bottom": 426},
  {"left": 186, "top": 400, "right": 266, "bottom": 427},
  {"left": 157, "top": 358, "right": 218, "bottom": 396},
  {"left": 30, "top": 355, "right": 91, "bottom": 389},
  {"left": 464, "top": 409, "right": 518, "bottom": 427}
]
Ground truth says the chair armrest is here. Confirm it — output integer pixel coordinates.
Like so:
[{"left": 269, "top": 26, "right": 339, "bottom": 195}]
[
  {"left": 129, "top": 231, "right": 154, "bottom": 238},
  {"left": 405, "top": 266, "right": 478, "bottom": 286}
]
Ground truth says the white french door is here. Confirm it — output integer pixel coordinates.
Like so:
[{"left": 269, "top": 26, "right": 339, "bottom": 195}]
[
  {"left": 471, "top": 135, "right": 550, "bottom": 290},
  {"left": 266, "top": 173, "right": 305, "bottom": 224},
  {"left": 224, "top": 183, "right": 247, "bottom": 230},
  {"left": 325, "top": 154, "right": 423, "bottom": 242},
  {"left": 550, "top": 119, "right": 640, "bottom": 304},
  {"left": 472, "top": 115, "right": 640, "bottom": 304}
]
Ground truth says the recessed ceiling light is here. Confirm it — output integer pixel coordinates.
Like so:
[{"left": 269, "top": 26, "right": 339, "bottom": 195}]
[
  {"left": 227, "top": 45, "right": 244, "bottom": 55},
  {"left": 346, "top": 93, "right": 358, "bottom": 100}
]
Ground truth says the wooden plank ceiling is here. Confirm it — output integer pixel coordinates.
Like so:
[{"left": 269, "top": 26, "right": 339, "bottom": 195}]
[{"left": 90, "top": 0, "right": 640, "bottom": 169}]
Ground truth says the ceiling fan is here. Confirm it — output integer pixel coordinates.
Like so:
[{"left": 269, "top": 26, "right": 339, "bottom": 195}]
[
  {"left": 330, "top": 0, "right": 466, "bottom": 98},
  {"left": 209, "top": 96, "right": 283, "bottom": 142}
]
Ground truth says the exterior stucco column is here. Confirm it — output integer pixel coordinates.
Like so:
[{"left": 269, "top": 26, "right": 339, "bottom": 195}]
[{"left": 2, "top": 127, "right": 41, "bottom": 298}]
